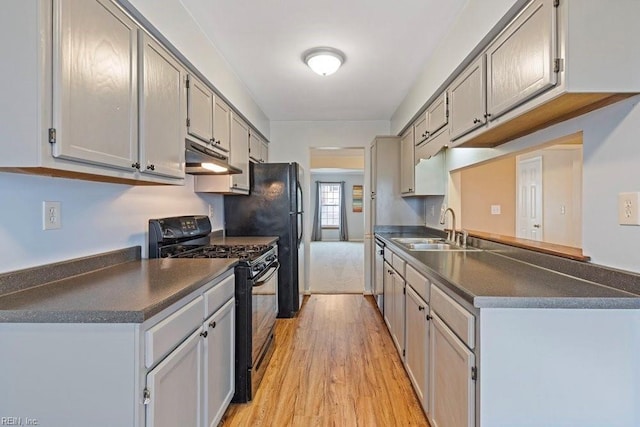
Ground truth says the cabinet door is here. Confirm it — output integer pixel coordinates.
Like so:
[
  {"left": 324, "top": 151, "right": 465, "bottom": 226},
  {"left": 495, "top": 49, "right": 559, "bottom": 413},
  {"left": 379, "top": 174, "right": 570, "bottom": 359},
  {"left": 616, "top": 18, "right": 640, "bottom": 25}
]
[
  {"left": 450, "top": 56, "right": 486, "bottom": 141},
  {"left": 414, "top": 114, "right": 428, "bottom": 146},
  {"left": 187, "top": 75, "right": 214, "bottom": 144},
  {"left": 204, "top": 298, "right": 235, "bottom": 427},
  {"left": 405, "top": 286, "right": 429, "bottom": 412},
  {"left": 391, "top": 274, "right": 405, "bottom": 356},
  {"left": 260, "top": 140, "right": 269, "bottom": 163},
  {"left": 249, "top": 132, "right": 261, "bottom": 163},
  {"left": 426, "top": 92, "right": 448, "bottom": 136},
  {"left": 53, "top": 0, "right": 138, "bottom": 171},
  {"left": 429, "top": 312, "right": 475, "bottom": 427},
  {"left": 229, "top": 113, "right": 250, "bottom": 191},
  {"left": 383, "top": 262, "right": 394, "bottom": 330},
  {"left": 400, "top": 127, "right": 415, "bottom": 195},
  {"left": 139, "top": 32, "right": 184, "bottom": 178},
  {"left": 370, "top": 144, "right": 377, "bottom": 226},
  {"left": 146, "top": 328, "right": 203, "bottom": 427},
  {"left": 213, "top": 97, "right": 231, "bottom": 152},
  {"left": 486, "top": 0, "right": 557, "bottom": 119}
]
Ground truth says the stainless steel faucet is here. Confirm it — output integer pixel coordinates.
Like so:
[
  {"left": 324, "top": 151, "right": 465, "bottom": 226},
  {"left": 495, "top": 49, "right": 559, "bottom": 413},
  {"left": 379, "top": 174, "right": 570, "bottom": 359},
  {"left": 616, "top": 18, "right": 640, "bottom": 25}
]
[{"left": 439, "top": 207, "right": 456, "bottom": 243}]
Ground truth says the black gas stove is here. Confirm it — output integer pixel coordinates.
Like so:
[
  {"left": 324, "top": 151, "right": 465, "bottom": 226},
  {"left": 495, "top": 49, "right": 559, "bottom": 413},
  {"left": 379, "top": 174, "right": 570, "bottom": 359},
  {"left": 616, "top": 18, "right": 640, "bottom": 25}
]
[{"left": 148, "top": 215, "right": 279, "bottom": 403}]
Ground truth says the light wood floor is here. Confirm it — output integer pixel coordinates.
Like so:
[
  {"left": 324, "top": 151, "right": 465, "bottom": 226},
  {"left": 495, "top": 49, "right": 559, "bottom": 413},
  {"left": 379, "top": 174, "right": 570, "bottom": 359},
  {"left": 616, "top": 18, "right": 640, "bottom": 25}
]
[{"left": 221, "top": 294, "right": 430, "bottom": 426}]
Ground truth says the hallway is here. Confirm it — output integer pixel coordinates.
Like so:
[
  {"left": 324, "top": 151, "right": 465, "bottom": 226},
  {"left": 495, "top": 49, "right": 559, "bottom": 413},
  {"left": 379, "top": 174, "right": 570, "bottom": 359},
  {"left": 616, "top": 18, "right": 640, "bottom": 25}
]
[
  {"left": 221, "top": 294, "right": 429, "bottom": 426},
  {"left": 309, "top": 242, "right": 364, "bottom": 294}
]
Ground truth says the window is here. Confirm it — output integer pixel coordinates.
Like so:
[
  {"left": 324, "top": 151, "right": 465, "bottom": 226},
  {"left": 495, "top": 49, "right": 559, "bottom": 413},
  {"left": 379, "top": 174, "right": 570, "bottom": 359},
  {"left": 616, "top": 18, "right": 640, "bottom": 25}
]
[{"left": 320, "top": 183, "right": 341, "bottom": 228}]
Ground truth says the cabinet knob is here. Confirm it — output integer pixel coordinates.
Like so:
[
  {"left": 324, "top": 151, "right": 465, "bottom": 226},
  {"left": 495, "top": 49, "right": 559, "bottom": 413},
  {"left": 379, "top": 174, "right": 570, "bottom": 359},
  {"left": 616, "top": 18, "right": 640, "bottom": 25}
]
[
  {"left": 409, "top": 188, "right": 413, "bottom": 192},
  {"left": 378, "top": 250, "right": 384, "bottom": 255},
  {"left": 146, "top": 164, "right": 155, "bottom": 171},
  {"left": 209, "top": 138, "right": 215, "bottom": 145},
  {"left": 418, "top": 306, "right": 425, "bottom": 311},
  {"left": 484, "top": 113, "right": 492, "bottom": 119},
  {"left": 533, "top": 224, "right": 541, "bottom": 228},
  {"left": 426, "top": 314, "right": 433, "bottom": 321},
  {"left": 473, "top": 118, "right": 480, "bottom": 124},
  {"left": 209, "top": 321, "right": 216, "bottom": 329},
  {"left": 131, "top": 162, "right": 140, "bottom": 170},
  {"left": 200, "top": 331, "right": 208, "bottom": 338}
]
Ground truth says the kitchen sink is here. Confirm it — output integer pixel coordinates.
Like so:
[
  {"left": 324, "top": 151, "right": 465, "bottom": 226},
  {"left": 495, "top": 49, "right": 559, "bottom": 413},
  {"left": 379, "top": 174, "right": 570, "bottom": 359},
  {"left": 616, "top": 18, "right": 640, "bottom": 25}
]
[
  {"left": 391, "top": 237, "right": 447, "bottom": 244},
  {"left": 391, "top": 237, "right": 481, "bottom": 252}
]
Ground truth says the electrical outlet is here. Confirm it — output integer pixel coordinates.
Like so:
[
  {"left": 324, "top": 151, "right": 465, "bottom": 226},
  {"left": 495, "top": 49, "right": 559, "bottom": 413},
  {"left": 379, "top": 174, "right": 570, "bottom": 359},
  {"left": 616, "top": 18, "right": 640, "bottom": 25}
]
[
  {"left": 430, "top": 205, "right": 435, "bottom": 217},
  {"left": 491, "top": 205, "right": 501, "bottom": 215},
  {"left": 208, "top": 204, "right": 215, "bottom": 221},
  {"left": 619, "top": 192, "right": 640, "bottom": 225},
  {"left": 43, "top": 201, "right": 61, "bottom": 230}
]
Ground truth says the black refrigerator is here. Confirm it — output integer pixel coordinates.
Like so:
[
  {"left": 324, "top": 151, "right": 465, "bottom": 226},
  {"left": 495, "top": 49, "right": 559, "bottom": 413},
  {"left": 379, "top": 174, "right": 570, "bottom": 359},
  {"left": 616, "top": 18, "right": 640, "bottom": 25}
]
[{"left": 224, "top": 162, "right": 305, "bottom": 318}]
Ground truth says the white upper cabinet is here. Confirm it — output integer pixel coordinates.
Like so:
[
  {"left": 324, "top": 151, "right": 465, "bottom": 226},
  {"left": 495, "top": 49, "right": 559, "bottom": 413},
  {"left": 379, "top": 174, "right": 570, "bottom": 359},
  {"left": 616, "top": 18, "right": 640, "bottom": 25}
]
[
  {"left": 249, "top": 131, "right": 267, "bottom": 163},
  {"left": 229, "top": 113, "right": 250, "bottom": 192},
  {"left": 53, "top": 0, "right": 139, "bottom": 171},
  {"left": 186, "top": 75, "right": 215, "bottom": 145},
  {"left": 400, "top": 127, "right": 415, "bottom": 195},
  {"left": 139, "top": 32, "right": 185, "bottom": 179},
  {"left": 186, "top": 75, "right": 232, "bottom": 155},
  {"left": 486, "top": 0, "right": 557, "bottom": 120},
  {"left": 213, "top": 97, "right": 231, "bottom": 153},
  {"left": 413, "top": 114, "right": 428, "bottom": 146},
  {"left": 449, "top": 56, "right": 486, "bottom": 141},
  {"left": 425, "top": 92, "right": 449, "bottom": 136}
]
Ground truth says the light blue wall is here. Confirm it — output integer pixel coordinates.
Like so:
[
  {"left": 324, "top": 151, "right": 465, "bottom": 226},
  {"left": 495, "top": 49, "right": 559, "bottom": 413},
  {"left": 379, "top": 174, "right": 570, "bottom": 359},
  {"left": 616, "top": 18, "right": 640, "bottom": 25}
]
[
  {"left": 310, "top": 172, "right": 365, "bottom": 241},
  {"left": 0, "top": 172, "right": 223, "bottom": 273}
]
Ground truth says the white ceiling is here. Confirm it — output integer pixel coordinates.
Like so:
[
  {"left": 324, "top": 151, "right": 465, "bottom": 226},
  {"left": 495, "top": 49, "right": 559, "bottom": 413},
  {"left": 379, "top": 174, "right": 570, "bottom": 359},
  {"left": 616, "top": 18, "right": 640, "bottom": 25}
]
[{"left": 179, "top": 0, "right": 467, "bottom": 121}]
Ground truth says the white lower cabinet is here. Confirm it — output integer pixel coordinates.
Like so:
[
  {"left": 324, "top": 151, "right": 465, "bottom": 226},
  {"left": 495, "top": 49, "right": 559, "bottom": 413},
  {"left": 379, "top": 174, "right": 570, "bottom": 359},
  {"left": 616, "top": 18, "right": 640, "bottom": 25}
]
[
  {"left": 405, "top": 285, "right": 429, "bottom": 412},
  {"left": 146, "top": 327, "right": 204, "bottom": 427},
  {"left": 204, "top": 298, "right": 235, "bottom": 427},
  {"left": 429, "top": 311, "right": 475, "bottom": 427},
  {"left": 391, "top": 272, "right": 405, "bottom": 355},
  {"left": 383, "top": 261, "right": 394, "bottom": 330}
]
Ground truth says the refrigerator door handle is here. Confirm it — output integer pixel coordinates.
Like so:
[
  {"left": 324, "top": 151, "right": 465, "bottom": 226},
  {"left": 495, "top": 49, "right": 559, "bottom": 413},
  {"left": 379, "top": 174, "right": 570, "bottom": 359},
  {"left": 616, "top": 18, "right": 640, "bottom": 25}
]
[{"left": 297, "top": 212, "right": 303, "bottom": 247}]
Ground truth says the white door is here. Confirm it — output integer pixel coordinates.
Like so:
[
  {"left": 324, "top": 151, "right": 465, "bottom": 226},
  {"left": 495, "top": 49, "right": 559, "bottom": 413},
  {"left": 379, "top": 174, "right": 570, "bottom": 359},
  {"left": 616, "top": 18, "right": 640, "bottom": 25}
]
[
  {"left": 429, "top": 312, "right": 475, "bottom": 427},
  {"left": 213, "top": 97, "right": 231, "bottom": 152},
  {"left": 516, "top": 156, "right": 543, "bottom": 241},
  {"left": 392, "top": 274, "right": 405, "bottom": 356},
  {"left": 53, "top": 0, "right": 138, "bottom": 170},
  {"left": 146, "top": 328, "right": 203, "bottom": 427},
  {"left": 229, "top": 113, "right": 250, "bottom": 191},
  {"left": 139, "top": 32, "right": 184, "bottom": 178},
  {"left": 204, "top": 298, "right": 235, "bottom": 427},
  {"left": 187, "top": 76, "right": 214, "bottom": 144},
  {"left": 405, "top": 285, "right": 429, "bottom": 412},
  {"left": 383, "top": 262, "right": 394, "bottom": 330}
]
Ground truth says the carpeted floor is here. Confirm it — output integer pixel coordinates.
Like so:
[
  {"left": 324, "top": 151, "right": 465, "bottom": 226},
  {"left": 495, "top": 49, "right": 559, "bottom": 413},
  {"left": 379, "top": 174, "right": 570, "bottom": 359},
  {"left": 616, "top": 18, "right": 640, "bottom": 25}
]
[{"left": 309, "top": 241, "right": 364, "bottom": 294}]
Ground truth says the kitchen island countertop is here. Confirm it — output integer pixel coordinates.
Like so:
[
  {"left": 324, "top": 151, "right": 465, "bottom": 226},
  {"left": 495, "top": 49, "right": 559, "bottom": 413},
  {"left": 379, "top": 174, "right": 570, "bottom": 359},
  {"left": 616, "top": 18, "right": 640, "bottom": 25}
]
[
  {"left": 0, "top": 258, "right": 236, "bottom": 323},
  {"left": 376, "top": 232, "right": 640, "bottom": 310}
]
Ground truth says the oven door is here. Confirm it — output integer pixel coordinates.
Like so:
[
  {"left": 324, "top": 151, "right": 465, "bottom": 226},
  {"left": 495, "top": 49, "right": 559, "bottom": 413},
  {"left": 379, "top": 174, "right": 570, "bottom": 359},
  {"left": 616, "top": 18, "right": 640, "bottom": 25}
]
[{"left": 251, "top": 261, "right": 279, "bottom": 365}]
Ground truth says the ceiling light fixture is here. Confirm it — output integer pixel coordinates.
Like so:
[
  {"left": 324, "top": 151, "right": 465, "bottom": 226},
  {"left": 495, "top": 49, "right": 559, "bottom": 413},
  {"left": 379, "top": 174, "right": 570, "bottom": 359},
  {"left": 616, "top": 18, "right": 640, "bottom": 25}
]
[{"left": 304, "top": 47, "right": 345, "bottom": 76}]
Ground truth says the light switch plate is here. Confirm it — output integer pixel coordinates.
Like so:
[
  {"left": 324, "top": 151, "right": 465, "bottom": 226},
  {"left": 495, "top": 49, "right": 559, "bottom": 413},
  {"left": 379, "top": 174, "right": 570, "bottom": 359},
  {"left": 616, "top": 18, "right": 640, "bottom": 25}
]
[
  {"left": 618, "top": 192, "right": 640, "bottom": 225},
  {"left": 491, "top": 204, "right": 501, "bottom": 215}
]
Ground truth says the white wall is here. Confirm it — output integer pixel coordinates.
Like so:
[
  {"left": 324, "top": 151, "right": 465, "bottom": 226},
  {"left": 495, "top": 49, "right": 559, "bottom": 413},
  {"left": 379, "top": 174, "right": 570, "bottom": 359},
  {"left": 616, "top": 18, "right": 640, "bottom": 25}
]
[
  {"left": 121, "top": 0, "right": 270, "bottom": 138},
  {"left": 391, "top": 0, "right": 523, "bottom": 134},
  {"left": 0, "top": 172, "right": 223, "bottom": 273},
  {"left": 310, "top": 172, "right": 365, "bottom": 241}
]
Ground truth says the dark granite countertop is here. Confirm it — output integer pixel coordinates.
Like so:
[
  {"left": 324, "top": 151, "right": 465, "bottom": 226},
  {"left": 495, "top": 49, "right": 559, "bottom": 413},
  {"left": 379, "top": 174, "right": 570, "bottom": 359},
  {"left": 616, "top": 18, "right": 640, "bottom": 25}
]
[
  {"left": 0, "top": 258, "right": 236, "bottom": 323},
  {"left": 376, "top": 232, "right": 640, "bottom": 310}
]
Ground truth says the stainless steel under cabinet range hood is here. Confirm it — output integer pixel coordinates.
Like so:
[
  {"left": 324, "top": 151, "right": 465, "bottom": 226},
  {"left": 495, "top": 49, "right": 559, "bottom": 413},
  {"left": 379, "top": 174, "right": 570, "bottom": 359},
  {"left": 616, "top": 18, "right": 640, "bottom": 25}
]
[{"left": 185, "top": 140, "right": 242, "bottom": 175}]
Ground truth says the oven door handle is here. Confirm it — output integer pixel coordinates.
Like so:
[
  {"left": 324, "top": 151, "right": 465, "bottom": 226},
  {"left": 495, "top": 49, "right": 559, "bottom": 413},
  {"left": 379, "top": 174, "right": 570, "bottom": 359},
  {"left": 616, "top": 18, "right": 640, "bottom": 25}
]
[{"left": 252, "top": 262, "right": 280, "bottom": 287}]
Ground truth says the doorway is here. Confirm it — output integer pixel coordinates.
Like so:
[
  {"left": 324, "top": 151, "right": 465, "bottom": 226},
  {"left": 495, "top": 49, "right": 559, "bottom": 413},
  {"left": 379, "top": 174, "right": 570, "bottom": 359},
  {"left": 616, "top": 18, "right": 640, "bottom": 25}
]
[{"left": 308, "top": 148, "right": 365, "bottom": 294}]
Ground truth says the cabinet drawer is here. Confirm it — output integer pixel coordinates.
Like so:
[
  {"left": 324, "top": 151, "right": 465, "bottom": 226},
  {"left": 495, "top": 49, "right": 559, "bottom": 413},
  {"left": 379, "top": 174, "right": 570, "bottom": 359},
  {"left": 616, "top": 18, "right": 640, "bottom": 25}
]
[
  {"left": 406, "top": 264, "right": 429, "bottom": 302},
  {"left": 391, "top": 253, "right": 406, "bottom": 277},
  {"left": 384, "top": 247, "right": 394, "bottom": 264},
  {"left": 430, "top": 285, "right": 475, "bottom": 349},
  {"left": 204, "top": 273, "right": 235, "bottom": 318},
  {"left": 145, "top": 296, "right": 204, "bottom": 368}
]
